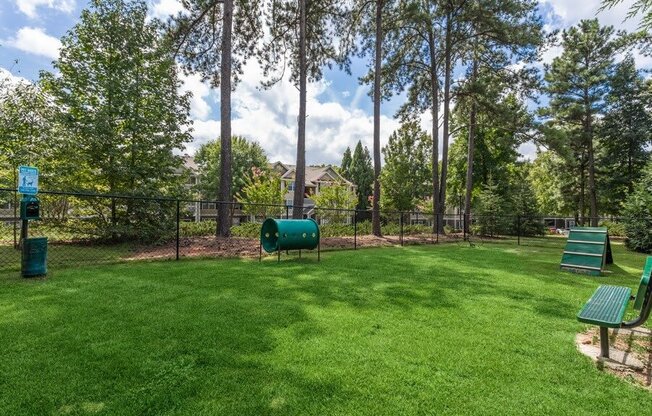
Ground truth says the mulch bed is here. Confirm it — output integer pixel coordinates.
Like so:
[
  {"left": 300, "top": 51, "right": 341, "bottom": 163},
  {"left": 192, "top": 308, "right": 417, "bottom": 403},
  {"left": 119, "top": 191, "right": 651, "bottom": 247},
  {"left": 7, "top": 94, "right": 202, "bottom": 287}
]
[{"left": 125, "top": 234, "right": 447, "bottom": 261}]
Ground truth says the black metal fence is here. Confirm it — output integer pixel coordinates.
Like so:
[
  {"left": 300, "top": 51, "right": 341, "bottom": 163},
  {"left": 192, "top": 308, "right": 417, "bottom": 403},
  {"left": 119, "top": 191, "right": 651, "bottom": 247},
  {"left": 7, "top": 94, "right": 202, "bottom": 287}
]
[{"left": 0, "top": 187, "right": 637, "bottom": 273}]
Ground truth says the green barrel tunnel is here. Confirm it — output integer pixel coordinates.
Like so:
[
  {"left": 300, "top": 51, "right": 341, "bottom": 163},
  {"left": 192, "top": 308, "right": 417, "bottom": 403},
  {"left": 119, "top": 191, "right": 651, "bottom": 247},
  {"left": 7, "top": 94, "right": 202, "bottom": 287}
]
[{"left": 260, "top": 218, "right": 320, "bottom": 253}]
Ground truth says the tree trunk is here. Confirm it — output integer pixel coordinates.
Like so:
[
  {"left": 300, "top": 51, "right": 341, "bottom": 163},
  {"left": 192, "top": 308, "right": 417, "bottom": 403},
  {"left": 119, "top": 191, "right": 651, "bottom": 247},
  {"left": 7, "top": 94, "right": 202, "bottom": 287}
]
[
  {"left": 464, "top": 58, "right": 478, "bottom": 236},
  {"left": 586, "top": 115, "right": 598, "bottom": 226},
  {"left": 292, "top": 0, "right": 307, "bottom": 219},
  {"left": 438, "top": 10, "right": 452, "bottom": 233},
  {"left": 579, "top": 162, "right": 585, "bottom": 226},
  {"left": 371, "top": 0, "right": 383, "bottom": 236},
  {"left": 428, "top": 28, "right": 439, "bottom": 236},
  {"left": 217, "top": 0, "right": 234, "bottom": 236}
]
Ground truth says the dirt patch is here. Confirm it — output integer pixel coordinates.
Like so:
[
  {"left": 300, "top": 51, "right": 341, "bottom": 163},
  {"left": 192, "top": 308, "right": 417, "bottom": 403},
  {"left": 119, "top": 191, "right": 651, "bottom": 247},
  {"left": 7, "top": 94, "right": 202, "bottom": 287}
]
[
  {"left": 577, "top": 327, "right": 652, "bottom": 389},
  {"left": 123, "top": 234, "right": 447, "bottom": 261}
]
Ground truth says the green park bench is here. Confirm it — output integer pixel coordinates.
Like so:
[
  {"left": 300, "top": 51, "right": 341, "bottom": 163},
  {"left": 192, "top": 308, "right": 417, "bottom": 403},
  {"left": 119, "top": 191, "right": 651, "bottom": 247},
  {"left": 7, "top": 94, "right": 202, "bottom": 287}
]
[{"left": 577, "top": 256, "right": 652, "bottom": 358}]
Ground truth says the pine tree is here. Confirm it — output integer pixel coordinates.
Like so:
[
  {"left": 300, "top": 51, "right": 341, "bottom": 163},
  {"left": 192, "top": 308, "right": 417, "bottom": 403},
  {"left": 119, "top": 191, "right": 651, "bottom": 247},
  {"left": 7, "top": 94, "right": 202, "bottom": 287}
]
[
  {"left": 169, "top": 0, "right": 263, "bottom": 236},
  {"left": 260, "top": 0, "right": 351, "bottom": 218},
  {"left": 622, "top": 160, "right": 652, "bottom": 252},
  {"left": 598, "top": 55, "right": 652, "bottom": 215},
  {"left": 349, "top": 141, "right": 374, "bottom": 210},
  {"left": 511, "top": 168, "right": 545, "bottom": 236},
  {"left": 340, "top": 147, "right": 352, "bottom": 179},
  {"left": 543, "top": 19, "right": 623, "bottom": 225},
  {"left": 454, "top": 0, "right": 542, "bottom": 232},
  {"left": 350, "top": 0, "right": 399, "bottom": 235},
  {"left": 474, "top": 176, "right": 508, "bottom": 237}
]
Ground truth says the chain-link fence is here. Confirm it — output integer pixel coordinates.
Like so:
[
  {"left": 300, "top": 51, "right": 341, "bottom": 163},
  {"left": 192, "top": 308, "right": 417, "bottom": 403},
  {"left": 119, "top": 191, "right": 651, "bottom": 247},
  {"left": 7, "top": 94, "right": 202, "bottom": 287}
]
[{"left": 0, "top": 187, "right": 643, "bottom": 273}]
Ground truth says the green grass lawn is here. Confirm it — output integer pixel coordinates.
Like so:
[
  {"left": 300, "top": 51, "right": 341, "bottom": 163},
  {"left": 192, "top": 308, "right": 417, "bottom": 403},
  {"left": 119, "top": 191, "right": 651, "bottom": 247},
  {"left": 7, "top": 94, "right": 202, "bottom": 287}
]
[{"left": 1, "top": 240, "right": 651, "bottom": 415}]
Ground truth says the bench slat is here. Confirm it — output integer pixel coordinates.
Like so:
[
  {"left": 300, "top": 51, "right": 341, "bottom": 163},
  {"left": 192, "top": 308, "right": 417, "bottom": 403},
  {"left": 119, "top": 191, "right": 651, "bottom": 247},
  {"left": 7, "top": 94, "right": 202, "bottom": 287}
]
[{"left": 577, "top": 285, "right": 632, "bottom": 328}]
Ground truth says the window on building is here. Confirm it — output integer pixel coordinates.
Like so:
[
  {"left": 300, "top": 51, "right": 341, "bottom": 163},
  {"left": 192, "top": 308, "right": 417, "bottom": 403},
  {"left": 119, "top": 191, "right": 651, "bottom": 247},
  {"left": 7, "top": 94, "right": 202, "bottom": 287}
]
[
  {"left": 288, "top": 181, "right": 295, "bottom": 191},
  {"left": 201, "top": 202, "right": 216, "bottom": 210},
  {"left": 187, "top": 176, "right": 197, "bottom": 185}
]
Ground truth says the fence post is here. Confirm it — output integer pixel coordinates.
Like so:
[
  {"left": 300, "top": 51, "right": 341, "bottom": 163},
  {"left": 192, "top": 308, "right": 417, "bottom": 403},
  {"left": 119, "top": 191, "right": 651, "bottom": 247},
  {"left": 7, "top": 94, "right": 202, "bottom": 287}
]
[
  {"left": 400, "top": 212, "right": 404, "bottom": 246},
  {"left": 176, "top": 199, "right": 180, "bottom": 260},
  {"left": 517, "top": 215, "right": 521, "bottom": 246},
  {"left": 13, "top": 189, "right": 18, "bottom": 249},
  {"left": 286, "top": 205, "right": 289, "bottom": 219},
  {"left": 435, "top": 212, "right": 439, "bottom": 244},
  {"left": 354, "top": 209, "right": 357, "bottom": 250}
]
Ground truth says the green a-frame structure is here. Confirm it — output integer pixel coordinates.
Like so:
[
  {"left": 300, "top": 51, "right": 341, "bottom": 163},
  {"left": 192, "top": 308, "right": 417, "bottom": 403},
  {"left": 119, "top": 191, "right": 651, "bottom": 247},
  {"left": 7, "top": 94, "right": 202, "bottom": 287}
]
[{"left": 561, "top": 227, "right": 613, "bottom": 276}]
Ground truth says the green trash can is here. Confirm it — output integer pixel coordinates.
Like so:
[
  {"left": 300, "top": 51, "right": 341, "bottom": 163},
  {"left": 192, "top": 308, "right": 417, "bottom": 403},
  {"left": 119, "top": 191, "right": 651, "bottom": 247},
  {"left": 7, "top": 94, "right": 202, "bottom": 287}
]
[{"left": 22, "top": 237, "right": 48, "bottom": 277}]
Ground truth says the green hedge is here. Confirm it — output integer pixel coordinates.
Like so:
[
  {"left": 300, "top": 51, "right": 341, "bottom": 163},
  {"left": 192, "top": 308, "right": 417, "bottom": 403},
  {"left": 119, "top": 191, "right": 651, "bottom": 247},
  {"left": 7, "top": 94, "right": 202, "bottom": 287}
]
[{"left": 599, "top": 220, "right": 627, "bottom": 238}]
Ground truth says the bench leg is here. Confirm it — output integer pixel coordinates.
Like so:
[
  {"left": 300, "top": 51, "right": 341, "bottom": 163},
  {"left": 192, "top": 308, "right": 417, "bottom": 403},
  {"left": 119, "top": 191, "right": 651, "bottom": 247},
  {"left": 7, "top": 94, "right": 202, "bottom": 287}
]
[{"left": 599, "top": 327, "right": 609, "bottom": 359}]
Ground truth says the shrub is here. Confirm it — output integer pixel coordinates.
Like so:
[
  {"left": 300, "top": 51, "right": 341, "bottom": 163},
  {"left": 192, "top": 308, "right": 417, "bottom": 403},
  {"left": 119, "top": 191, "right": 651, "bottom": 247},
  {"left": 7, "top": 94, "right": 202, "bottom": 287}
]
[
  {"left": 320, "top": 223, "right": 355, "bottom": 237},
  {"left": 230, "top": 222, "right": 262, "bottom": 238},
  {"left": 599, "top": 220, "right": 626, "bottom": 238},
  {"left": 622, "top": 162, "right": 652, "bottom": 252},
  {"left": 180, "top": 220, "right": 216, "bottom": 238}
]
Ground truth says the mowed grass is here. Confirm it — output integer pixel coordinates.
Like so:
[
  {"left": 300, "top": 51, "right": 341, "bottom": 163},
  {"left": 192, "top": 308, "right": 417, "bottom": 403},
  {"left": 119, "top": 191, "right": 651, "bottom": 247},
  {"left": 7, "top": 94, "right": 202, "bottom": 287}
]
[{"left": 1, "top": 240, "right": 651, "bottom": 415}]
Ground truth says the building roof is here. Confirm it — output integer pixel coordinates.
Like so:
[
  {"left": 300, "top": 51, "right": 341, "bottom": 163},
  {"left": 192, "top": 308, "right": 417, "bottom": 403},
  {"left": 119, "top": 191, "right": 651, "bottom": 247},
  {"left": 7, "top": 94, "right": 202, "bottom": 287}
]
[
  {"left": 182, "top": 155, "right": 198, "bottom": 173},
  {"left": 270, "top": 161, "right": 354, "bottom": 187},
  {"left": 184, "top": 158, "right": 354, "bottom": 188}
]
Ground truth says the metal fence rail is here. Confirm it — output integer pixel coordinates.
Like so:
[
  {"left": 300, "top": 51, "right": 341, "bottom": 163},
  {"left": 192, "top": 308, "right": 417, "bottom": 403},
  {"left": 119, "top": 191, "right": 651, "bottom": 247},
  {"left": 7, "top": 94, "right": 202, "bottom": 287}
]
[{"left": 0, "top": 187, "right": 644, "bottom": 273}]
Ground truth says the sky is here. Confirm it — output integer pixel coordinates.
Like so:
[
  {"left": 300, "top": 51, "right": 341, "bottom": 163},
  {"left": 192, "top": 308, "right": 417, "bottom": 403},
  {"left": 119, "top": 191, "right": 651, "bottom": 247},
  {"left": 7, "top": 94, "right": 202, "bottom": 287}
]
[{"left": 1, "top": 0, "right": 650, "bottom": 165}]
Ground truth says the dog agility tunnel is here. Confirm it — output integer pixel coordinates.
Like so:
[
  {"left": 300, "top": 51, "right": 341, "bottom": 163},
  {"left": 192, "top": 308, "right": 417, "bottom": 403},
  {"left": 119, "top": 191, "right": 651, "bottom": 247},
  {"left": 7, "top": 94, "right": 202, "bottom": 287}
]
[{"left": 260, "top": 218, "right": 320, "bottom": 253}]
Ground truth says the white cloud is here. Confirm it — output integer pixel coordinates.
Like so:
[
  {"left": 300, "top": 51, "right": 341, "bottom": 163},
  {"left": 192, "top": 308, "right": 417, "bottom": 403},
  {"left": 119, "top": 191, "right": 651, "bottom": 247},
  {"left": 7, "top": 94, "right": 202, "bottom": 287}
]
[
  {"left": 0, "top": 67, "right": 31, "bottom": 86},
  {"left": 178, "top": 72, "right": 213, "bottom": 121},
  {"left": 4, "top": 27, "right": 62, "bottom": 60},
  {"left": 540, "top": 1, "right": 652, "bottom": 66},
  {"left": 16, "top": 0, "right": 75, "bottom": 19},
  {"left": 184, "top": 62, "right": 401, "bottom": 165},
  {"left": 150, "top": 0, "right": 184, "bottom": 19}
]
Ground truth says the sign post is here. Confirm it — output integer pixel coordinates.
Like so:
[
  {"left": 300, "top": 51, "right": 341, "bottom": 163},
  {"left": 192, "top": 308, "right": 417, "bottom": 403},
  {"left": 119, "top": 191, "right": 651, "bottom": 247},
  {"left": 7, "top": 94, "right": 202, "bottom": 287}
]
[{"left": 17, "top": 166, "right": 47, "bottom": 277}]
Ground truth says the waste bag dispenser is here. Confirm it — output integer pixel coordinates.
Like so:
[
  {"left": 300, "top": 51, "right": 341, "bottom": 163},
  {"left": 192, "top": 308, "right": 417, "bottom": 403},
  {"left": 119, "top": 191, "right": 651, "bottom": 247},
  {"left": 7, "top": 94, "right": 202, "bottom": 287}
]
[{"left": 20, "top": 195, "right": 47, "bottom": 277}]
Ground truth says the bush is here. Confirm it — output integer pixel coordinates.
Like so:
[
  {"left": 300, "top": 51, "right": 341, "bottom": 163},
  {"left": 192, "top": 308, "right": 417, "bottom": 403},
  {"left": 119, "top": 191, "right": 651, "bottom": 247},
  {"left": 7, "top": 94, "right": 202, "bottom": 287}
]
[
  {"left": 599, "top": 220, "right": 626, "bottom": 238},
  {"left": 512, "top": 216, "right": 546, "bottom": 237},
  {"left": 180, "top": 220, "right": 216, "bottom": 238},
  {"left": 320, "top": 223, "right": 355, "bottom": 237},
  {"left": 230, "top": 222, "right": 262, "bottom": 238},
  {"left": 622, "top": 162, "right": 652, "bottom": 253}
]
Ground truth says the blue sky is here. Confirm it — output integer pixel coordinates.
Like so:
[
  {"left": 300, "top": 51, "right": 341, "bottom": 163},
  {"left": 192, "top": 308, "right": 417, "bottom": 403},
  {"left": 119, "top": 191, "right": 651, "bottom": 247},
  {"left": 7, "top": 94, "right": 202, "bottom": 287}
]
[{"left": 1, "top": 0, "right": 650, "bottom": 165}]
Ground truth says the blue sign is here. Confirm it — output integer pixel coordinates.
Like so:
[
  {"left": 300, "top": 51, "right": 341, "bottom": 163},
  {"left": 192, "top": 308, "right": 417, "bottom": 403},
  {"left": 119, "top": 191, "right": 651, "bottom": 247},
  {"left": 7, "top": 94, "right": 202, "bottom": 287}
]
[{"left": 18, "top": 166, "right": 39, "bottom": 195}]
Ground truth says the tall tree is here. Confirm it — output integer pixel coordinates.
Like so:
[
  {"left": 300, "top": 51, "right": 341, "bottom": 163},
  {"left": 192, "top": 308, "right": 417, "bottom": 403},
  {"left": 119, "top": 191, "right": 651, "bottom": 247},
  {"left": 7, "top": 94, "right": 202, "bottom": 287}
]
[
  {"left": 543, "top": 19, "right": 623, "bottom": 225},
  {"left": 260, "top": 0, "right": 350, "bottom": 219},
  {"left": 453, "top": 0, "right": 541, "bottom": 233},
  {"left": 598, "top": 56, "right": 652, "bottom": 215},
  {"left": 42, "top": 0, "right": 192, "bottom": 200},
  {"left": 379, "top": 0, "right": 444, "bottom": 231},
  {"left": 380, "top": 121, "right": 431, "bottom": 212},
  {"left": 351, "top": 0, "right": 399, "bottom": 235},
  {"left": 448, "top": 93, "right": 532, "bottom": 208},
  {"left": 340, "top": 146, "right": 352, "bottom": 178},
  {"left": 348, "top": 141, "right": 374, "bottom": 210},
  {"left": 622, "top": 160, "right": 652, "bottom": 253},
  {"left": 170, "top": 0, "right": 263, "bottom": 236}
]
